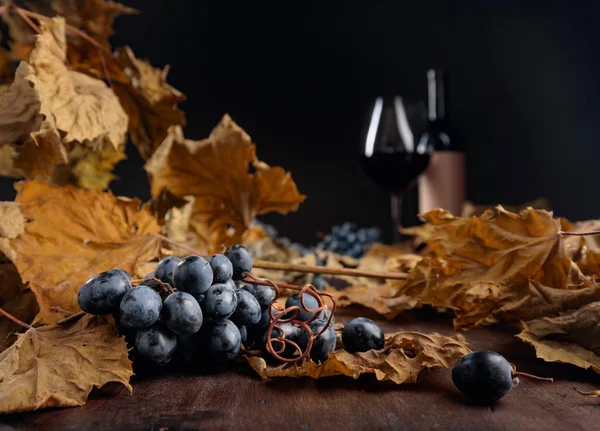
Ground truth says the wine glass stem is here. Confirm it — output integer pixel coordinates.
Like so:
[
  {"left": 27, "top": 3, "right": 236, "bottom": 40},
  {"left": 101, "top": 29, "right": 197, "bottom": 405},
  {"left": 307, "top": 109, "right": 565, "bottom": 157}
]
[{"left": 390, "top": 193, "right": 403, "bottom": 244}]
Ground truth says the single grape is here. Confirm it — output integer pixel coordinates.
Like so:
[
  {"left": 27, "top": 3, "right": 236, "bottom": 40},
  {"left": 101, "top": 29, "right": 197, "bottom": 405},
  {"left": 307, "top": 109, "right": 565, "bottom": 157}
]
[
  {"left": 162, "top": 291, "right": 203, "bottom": 335},
  {"left": 245, "top": 305, "right": 275, "bottom": 348},
  {"left": 224, "top": 278, "right": 237, "bottom": 291},
  {"left": 78, "top": 269, "right": 131, "bottom": 315},
  {"left": 242, "top": 283, "right": 275, "bottom": 310},
  {"left": 231, "top": 289, "right": 261, "bottom": 327},
  {"left": 154, "top": 256, "right": 181, "bottom": 285},
  {"left": 452, "top": 351, "right": 513, "bottom": 402},
  {"left": 285, "top": 293, "right": 320, "bottom": 321},
  {"left": 224, "top": 244, "right": 253, "bottom": 280},
  {"left": 114, "top": 269, "right": 132, "bottom": 280},
  {"left": 135, "top": 323, "right": 177, "bottom": 365},
  {"left": 204, "top": 319, "right": 241, "bottom": 361},
  {"left": 119, "top": 286, "right": 162, "bottom": 329},
  {"left": 173, "top": 255, "right": 213, "bottom": 300},
  {"left": 342, "top": 317, "right": 385, "bottom": 353},
  {"left": 311, "top": 275, "right": 328, "bottom": 291},
  {"left": 208, "top": 254, "right": 234, "bottom": 284},
  {"left": 202, "top": 283, "right": 238, "bottom": 320},
  {"left": 239, "top": 325, "right": 248, "bottom": 345},
  {"left": 142, "top": 272, "right": 161, "bottom": 290},
  {"left": 308, "top": 320, "right": 336, "bottom": 362}
]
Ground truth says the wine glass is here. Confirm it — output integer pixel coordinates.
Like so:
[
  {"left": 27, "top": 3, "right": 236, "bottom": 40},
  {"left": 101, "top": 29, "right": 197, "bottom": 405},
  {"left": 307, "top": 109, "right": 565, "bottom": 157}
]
[{"left": 360, "top": 96, "right": 429, "bottom": 243}]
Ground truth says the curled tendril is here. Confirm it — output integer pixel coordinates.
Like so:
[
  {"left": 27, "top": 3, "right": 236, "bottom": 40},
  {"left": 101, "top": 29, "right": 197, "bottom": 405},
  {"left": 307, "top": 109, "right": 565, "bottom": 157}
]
[{"left": 243, "top": 272, "right": 336, "bottom": 364}]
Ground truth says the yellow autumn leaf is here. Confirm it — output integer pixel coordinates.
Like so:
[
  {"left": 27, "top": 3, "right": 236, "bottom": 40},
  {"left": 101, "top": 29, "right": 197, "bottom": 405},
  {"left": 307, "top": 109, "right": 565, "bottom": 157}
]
[
  {"left": 394, "top": 207, "right": 600, "bottom": 329},
  {"left": 0, "top": 314, "right": 132, "bottom": 414},
  {"left": 0, "top": 181, "right": 162, "bottom": 325},
  {"left": 247, "top": 331, "right": 470, "bottom": 384},
  {"left": 0, "top": 17, "right": 128, "bottom": 188},
  {"left": 146, "top": 115, "right": 306, "bottom": 252},
  {"left": 517, "top": 301, "right": 600, "bottom": 373}
]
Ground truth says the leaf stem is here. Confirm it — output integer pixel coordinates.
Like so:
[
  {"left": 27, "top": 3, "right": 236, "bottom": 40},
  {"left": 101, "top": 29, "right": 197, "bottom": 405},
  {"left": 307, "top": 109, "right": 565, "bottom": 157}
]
[
  {"left": 0, "top": 306, "right": 32, "bottom": 330},
  {"left": 155, "top": 234, "right": 409, "bottom": 281},
  {"left": 56, "top": 311, "right": 86, "bottom": 325}
]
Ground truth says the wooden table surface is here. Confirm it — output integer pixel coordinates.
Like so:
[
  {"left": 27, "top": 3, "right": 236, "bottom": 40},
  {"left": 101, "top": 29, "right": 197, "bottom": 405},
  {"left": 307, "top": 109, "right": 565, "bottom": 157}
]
[{"left": 2, "top": 308, "right": 600, "bottom": 431}]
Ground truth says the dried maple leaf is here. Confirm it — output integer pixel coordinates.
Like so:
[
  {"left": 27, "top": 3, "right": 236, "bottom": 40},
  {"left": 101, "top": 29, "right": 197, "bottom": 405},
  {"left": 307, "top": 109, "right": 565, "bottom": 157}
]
[
  {"left": 111, "top": 47, "right": 186, "bottom": 159},
  {"left": 146, "top": 116, "right": 306, "bottom": 252},
  {"left": 0, "top": 256, "right": 38, "bottom": 351},
  {"left": 327, "top": 284, "right": 418, "bottom": 320},
  {"left": 0, "top": 314, "right": 133, "bottom": 414},
  {"left": 517, "top": 301, "right": 600, "bottom": 373},
  {"left": 561, "top": 219, "right": 600, "bottom": 278},
  {"left": 5, "top": 0, "right": 137, "bottom": 47},
  {"left": 246, "top": 331, "right": 470, "bottom": 383},
  {"left": 0, "top": 17, "right": 128, "bottom": 188},
  {"left": 394, "top": 207, "right": 600, "bottom": 329},
  {"left": 0, "top": 181, "right": 162, "bottom": 325}
]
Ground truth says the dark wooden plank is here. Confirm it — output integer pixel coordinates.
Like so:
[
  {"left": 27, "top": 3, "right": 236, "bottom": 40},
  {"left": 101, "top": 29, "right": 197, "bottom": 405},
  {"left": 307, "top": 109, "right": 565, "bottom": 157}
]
[{"left": 2, "top": 309, "right": 600, "bottom": 431}]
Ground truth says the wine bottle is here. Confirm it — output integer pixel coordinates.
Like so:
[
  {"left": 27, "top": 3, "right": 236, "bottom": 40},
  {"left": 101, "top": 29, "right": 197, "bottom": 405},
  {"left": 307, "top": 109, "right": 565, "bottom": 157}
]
[{"left": 418, "top": 69, "right": 465, "bottom": 215}]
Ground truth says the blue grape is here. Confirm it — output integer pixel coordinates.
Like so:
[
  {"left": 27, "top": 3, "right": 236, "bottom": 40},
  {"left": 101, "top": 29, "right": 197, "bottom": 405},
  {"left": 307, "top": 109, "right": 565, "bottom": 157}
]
[
  {"left": 452, "top": 351, "right": 513, "bottom": 402},
  {"left": 316, "top": 223, "right": 381, "bottom": 258},
  {"left": 154, "top": 256, "right": 181, "bottom": 285},
  {"left": 119, "top": 286, "right": 162, "bottom": 329},
  {"left": 208, "top": 254, "right": 234, "bottom": 284},
  {"left": 142, "top": 272, "right": 161, "bottom": 290},
  {"left": 173, "top": 255, "right": 213, "bottom": 300},
  {"left": 311, "top": 275, "right": 328, "bottom": 291},
  {"left": 342, "top": 317, "right": 385, "bottom": 353},
  {"left": 239, "top": 325, "right": 248, "bottom": 345},
  {"left": 135, "top": 323, "right": 177, "bottom": 365},
  {"left": 231, "top": 289, "right": 261, "bottom": 326},
  {"left": 202, "top": 283, "right": 238, "bottom": 320},
  {"left": 285, "top": 293, "right": 319, "bottom": 321},
  {"left": 224, "top": 278, "right": 236, "bottom": 291},
  {"left": 203, "top": 319, "right": 241, "bottom": 361},
  {"left": 245, "top": 305, "right": 274, "bottom": 347},
  {"left": 242, "top": 283, "right": 275, "bottom": 310},
  {"left": 224, "top": 244, "right": 253, "bottom": 280},
  {"left": 114, "top": 269, "right": 132, "bottom": 280},
  {"left": 307, "top": 319, "right": 336, "bottom": 362},
  {"left": 78, "top": 269, "right": 131, "bottom": 315},
  {"left": 162, "top": 291, "right": 203, "bottom": 335}
]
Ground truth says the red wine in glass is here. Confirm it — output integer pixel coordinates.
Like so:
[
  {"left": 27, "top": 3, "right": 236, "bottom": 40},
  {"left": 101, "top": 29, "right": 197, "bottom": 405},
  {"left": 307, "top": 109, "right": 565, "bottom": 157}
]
[{"left": 361, "top": 96, "right": 429, "bottom": 242}]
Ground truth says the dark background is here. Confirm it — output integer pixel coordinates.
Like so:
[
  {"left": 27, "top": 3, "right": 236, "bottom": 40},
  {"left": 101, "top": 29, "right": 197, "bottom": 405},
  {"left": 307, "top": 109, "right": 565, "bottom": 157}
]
[{"left": 1, "top": 0, "right": 599, "bottom": 244}]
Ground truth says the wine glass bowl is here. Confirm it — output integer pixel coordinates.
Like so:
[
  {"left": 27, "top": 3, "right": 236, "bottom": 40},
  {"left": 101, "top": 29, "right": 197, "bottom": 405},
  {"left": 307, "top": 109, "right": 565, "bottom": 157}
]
[{"left": 360, "top": 96, "right": 429, "bottom": 241}]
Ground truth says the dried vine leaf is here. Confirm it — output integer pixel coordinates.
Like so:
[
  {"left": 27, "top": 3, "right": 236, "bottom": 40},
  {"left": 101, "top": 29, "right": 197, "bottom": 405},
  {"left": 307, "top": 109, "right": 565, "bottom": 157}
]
[
  {"left": 561, "top": 220, "right": 600, "bottom": 278},
  {"left": 395, "top": 207, "right": 600, "bottom": 329},
  {"left": 111, "top": 47, "right": 186, "bottom": 159},
  {"left": 0, "top": 181, "right": 162, "bottom": 324},
  {"left": 247, "top": 331, "right": 470, "bottom": 383},
  {"left": 0, "top": 314, "right": 133, "bottom": 414},
  {"left": 146, "top": 116, "right": 306, "bottom": 252},
  {"left": 517, "top": 301, "right": 600, "bottom": 373},
  {"left": 328, "top": 284, "right": 418, "bottom": 320},
  {"left": 0, "top": 257, "right": 38, "bottom": 351},
  {"left": 0, "top": 18, "right": 128, "bottom": 188}
]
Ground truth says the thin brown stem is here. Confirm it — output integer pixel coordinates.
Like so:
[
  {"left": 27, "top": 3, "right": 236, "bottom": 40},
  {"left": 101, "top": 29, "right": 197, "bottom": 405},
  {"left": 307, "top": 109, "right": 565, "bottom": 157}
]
[
  {"left": 156, "top": 234, "right": 409, "bottom": 281},
  {"left": 57, "top": 311, "right": 85, "bottom": 325},
  {"left": 513, "top": 371, "right": 554, "bottom": 382},
  {"left": 14, "top": 6, "right": 41, "bottom": 34},
  {"left": 49, "top": 306, "right": 76, "bottom": 316},
  {"left": 560, "top": 230, "right": 600, "bottom": 237},
  {"left": 0, "top": 306, "right": 32, "bottom": 330}
]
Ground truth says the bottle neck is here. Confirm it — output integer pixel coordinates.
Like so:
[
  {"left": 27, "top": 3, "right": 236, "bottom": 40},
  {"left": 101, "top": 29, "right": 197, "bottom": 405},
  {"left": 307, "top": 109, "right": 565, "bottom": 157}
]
[{"left": 427, "top": 69, "right": 445, "bottom": 123}]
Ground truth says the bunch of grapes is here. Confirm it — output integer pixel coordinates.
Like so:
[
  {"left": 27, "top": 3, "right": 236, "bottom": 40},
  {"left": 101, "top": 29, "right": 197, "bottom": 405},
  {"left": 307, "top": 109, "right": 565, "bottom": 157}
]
[
  {"left": 78, "top": 245, "right": 272, "bottom": 366},
  {"left": 316, "top": 222, "right": 381, "bottom": 258},
  {"left": 76, "top": 244, "right": 339, "bottom": 366}
]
